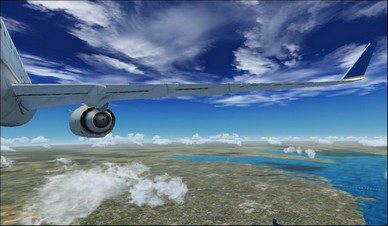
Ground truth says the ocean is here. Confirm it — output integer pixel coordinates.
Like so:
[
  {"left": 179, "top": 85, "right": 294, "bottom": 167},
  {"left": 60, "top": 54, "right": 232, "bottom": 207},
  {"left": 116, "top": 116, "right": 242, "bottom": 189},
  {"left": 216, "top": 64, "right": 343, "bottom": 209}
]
[{"left": 175, "top": 150, "right": 387, "bottom": 225}]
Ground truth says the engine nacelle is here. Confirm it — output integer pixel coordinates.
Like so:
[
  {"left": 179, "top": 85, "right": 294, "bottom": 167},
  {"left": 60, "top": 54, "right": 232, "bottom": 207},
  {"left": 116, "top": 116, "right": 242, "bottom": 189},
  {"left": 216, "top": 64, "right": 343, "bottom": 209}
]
[{"left": 69, "top": 105, "right": 115, "bottom": 137}]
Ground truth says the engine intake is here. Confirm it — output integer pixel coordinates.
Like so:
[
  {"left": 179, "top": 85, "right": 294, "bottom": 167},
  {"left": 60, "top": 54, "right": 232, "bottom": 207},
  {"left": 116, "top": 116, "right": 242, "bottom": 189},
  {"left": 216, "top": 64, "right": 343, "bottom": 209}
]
[{"left": 70, "top": 105, "right": 115, "bottom": 137}]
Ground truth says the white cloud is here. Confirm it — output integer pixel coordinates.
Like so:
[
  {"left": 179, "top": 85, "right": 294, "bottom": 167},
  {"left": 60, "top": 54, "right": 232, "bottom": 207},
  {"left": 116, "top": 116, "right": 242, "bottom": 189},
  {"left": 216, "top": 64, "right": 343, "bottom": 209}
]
[
  {"left": 1, "top": 135, "right": 48, "bottom": 146},
  {"left": 358, "top": 137, "right": 387, "bottom": 147},
  {"left": 209, "top": 133, "right": 243, "bottom": 146},
  {"left": 212, "top": 1, "right": 387, "bottom": 107},
  {"left": 283, "top": 146, "right": 303, "bottom": 154},
  {"left": 20, "top": 53, "right": 85, "bottom": 83},
  {"left": 129, "top": 174, "right": 188, "bottom": 207},
  {"left": 78, "top": 54, "right": 143, "bottom": 75},
  {"left": 10, "top": 136, "right": 30, "bottom": 144},
  {"left": 2, "top": 17, "right": 29, "bottom": 33},
  {"left": 1, "top": 145, "right": 15, "bottom": 152},
  {"left": 214, "top": 40, "right": 387, "bottom": 106},
  {"left": 181, "top": 133, "right": 210, "bottom": 145},
  {"left": 85, "top": 133, "right": 145, "bottom": 147},
  {"left": 31, "top": 136, "right": 49, "bottom": 144},
  {"left": 26, "top": 1, "right": 231, "bottom": 73},
  {"left": 181, "top": 133, "right": 243, "bottom": 146},
  {"left": 232, "top": 2, "right": 335, "bottom": 76},
  {"left": 26, "top": 1, "right": 121, "bottom": 27},
  {"left": 55, "top": 158, "right": 73, "bottom": 165},
  {"left": 259, "top": 137, "right": 282, "bottom": 145},
  {"left": 315, "top": 138, "right": 333, "bottom": 145},
  {"left": 1, "top": 156, "right": 14, "bottom": 167},
  {"left": 14, "top": 1, "right": 386, "bottom": 109},
  {"left": 283, "top": 146, "right": 316, "bottom": 158},
  {"left": 305, "top": 149, "right": 316, "bottom": 159},
  {"left": 1, "top": 137, "right": 13, "bottom": 146},
  {"left": 323, "top": 43, "right": 368, "bottom": 69},
  {"left": 267, "top": 137, "right": 282, "bottom": 145},
  {"left": 341, "top": 1, "right": 387, "bottom": 21},
  {"left": 152, "top": 136, "right": 172, "bottom": 145},
  {"left": 21, "top": 162, "right": 187, "bottom": 225},
  {"left": 234, "top": 48, "right": 279, "bottom": 75}
]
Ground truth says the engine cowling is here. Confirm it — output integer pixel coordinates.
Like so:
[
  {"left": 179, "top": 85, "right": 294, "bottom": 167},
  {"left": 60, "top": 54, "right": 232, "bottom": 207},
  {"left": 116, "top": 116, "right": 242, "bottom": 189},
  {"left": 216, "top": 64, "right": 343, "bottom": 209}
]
[{"left": 69, "top": 105, "right": 115, "bottom": 137}]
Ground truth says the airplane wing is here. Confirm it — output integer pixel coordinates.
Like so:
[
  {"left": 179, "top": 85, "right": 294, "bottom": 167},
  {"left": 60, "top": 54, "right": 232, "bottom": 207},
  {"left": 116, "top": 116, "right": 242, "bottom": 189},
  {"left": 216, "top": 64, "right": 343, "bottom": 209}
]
[{"left": 12, "top": 42, "right": 375, "bottom": 110}]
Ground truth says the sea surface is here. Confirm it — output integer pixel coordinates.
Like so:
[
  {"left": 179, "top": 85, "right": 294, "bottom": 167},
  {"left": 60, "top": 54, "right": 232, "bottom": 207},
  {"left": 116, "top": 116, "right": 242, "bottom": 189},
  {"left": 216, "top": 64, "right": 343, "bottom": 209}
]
[{"left": 175, "top": 150, "right": 387, "bottom": 225}]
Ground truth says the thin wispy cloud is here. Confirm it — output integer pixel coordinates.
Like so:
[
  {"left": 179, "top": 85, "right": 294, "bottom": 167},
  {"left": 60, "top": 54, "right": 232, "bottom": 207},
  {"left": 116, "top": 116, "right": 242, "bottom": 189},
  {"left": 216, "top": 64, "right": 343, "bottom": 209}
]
[
  {"left": 25, "top": 1, "right": 234, "bottom": 74},
  {"left": 340, "top": 1, "right": 387, "bottom": 21},
  {"left": 20, "top": 53, "right": 84, "bottom": 83},
  {"left": 78, "top": 54, "right": 144, "bottom": 75},
  {"left": 2, "top": 17, "right": 30, "bottom": 33}
]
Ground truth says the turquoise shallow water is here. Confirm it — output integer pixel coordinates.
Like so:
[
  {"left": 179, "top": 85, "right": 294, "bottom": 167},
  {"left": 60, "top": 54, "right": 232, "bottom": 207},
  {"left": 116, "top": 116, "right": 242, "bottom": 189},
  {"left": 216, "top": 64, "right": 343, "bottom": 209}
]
[{"left": 175, "top": 150, "right": 387, "bottom": 225}]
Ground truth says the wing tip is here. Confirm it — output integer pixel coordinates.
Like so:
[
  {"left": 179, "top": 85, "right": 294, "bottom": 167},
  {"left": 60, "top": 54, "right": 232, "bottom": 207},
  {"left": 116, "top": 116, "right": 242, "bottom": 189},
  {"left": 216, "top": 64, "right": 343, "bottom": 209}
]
[{"left": 341, "top": 42, "right": 376, "bottom": 81}]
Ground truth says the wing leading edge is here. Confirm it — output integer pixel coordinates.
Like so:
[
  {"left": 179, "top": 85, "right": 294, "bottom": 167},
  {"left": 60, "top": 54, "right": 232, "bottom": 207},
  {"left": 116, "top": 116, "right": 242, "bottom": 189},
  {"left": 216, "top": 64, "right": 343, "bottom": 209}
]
[{"left": 12, "top": 42, "right": 375, "bottom": 110}]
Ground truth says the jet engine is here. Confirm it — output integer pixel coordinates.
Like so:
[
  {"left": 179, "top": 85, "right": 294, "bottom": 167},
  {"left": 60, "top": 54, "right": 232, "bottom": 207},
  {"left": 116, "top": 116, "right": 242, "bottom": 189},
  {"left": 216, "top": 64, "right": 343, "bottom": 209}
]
[{"left": 69, "top": 105, "right": 115, "bottom": 137}]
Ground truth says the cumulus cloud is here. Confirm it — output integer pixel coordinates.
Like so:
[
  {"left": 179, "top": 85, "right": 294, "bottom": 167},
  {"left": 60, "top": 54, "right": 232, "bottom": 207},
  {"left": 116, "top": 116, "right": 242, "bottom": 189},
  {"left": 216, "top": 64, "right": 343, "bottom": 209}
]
[
  {"left": 84, "top": 133, "right": 145, "bottom": 147},
  {"left": 152, "top": 136, "right": 172, "bottom": 145},
  {"left": 48, "top": 158, "right": 77, "bottom": 172},
  {"left": 283, "top": 146, "right": 303, "bottom": 154},
  {"left": 31, "top": 136, "right": 49, "bottom": 144},
  {"left": 358, "top": 137, "right": 387, "bottom": 147},
  {"left": 304, "top": 149, "right": 316, "bottom": 159},
  {"left": 1, "top": 156, "right": 14, "bottom": 167},
  {"left": 55, "top": 158, "right": 74, "bottom": 165},
  {"left": 21, "top": 162, "right": 188, "bottom": 225},
  {"left": 258, "top": 137, "right": 282, "bottom": 145},
  {"left": 283, "top": 146, "right": 316, "bottom": 158},
  {"left": 181, "top": 133, "right": 243, "bottom": 146},
  {"left": 129, "top": 174, "right": 188, "bottom": 207},
  {"left": 267, "top": 137, "right": 282, "bottom": 145}
]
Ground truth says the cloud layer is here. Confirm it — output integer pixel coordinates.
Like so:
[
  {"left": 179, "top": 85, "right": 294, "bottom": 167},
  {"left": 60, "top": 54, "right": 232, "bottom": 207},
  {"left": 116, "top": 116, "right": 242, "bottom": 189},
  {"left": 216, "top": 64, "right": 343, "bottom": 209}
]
[
  {"left": 81, "top": 133, "right": 145, "bottom": 147},
  {"left": 180, "top": 133, "right": 244, "bottom": 146},
  {"left": 1, "top": 136, "right": 50, "bottom": 151},
  {"left": 358, "top": 137, "right": 387, "bottom": 147}
]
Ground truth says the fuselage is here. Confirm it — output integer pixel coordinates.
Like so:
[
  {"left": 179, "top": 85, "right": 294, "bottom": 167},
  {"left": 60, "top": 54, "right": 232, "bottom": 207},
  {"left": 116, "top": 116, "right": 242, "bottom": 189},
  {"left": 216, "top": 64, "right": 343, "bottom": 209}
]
[{"left": 0, "top": 18, "right": 36, "bottom": 126}]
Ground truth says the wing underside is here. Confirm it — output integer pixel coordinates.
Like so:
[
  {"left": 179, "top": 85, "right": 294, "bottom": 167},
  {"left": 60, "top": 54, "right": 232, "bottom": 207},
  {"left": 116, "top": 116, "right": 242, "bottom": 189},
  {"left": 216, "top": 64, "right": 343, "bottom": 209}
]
[{"left": 13, "top": 80, "right": 348, "bottom": 110}]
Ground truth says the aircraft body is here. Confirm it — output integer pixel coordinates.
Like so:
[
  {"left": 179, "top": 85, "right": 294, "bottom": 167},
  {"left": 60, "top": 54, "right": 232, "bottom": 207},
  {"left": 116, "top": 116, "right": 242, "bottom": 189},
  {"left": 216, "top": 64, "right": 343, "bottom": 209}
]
[{"left": 0, "top": 18, "right": 376, "bottom": 137}]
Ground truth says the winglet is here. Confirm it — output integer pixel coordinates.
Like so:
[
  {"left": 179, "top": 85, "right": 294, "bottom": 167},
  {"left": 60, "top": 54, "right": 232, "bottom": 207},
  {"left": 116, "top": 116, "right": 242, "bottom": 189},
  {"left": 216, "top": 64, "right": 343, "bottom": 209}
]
[{"left": 342, "top": 42, "right": 376, "bottom": 81}]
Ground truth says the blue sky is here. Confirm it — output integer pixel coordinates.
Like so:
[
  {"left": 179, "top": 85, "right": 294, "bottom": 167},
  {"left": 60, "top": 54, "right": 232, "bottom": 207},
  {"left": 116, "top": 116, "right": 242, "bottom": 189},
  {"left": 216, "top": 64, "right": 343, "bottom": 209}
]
[{"left": 1, "top": 1, "right": 387, "bottom": 146}]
